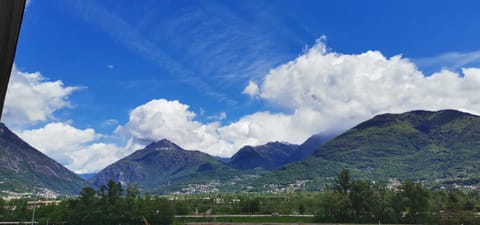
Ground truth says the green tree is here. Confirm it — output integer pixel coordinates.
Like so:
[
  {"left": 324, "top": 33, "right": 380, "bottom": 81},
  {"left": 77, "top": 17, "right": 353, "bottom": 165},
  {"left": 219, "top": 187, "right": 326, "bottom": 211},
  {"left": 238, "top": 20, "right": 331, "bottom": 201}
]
[
  {"left": 398, "top": 181, "right": 430, "bottom": 224},
  {"left": 47, "top": 201, "right": 70, "bottom": 225},
  {"left": 174, "top": 201, "right": 190, "bottom": 215},
  {"left": 145, "top": 197, "right": 173, "bottom": 225},
  {"left": 316, "top": 192, "right": 351, "bottom": 222},
  {"left": 349, "top": 180, "right": 374, "bottom": 222},
  {"left": 98, "top": 180, "right": 125, "bottom": 225},
  {"left": 241, "top": 197, "right": 260, "bottom": 214},
  {"left": 371, "top": 183, "right": 394, "bottom": 223},
  {"left": 65, "top": 187, "right": 102, "bottom": 225},
  {"left": 334, "top": 168, "right": 351, "bottom": 195},
  {"left": 8, "top": 198, "right": 30, "bottom": 221},
  {"left": 0, "top": 197, "right": 6, "bottom": 221},
  {"left": 298, "top": 203, "right": 305, "bottom": 215},
  {"left": 124, "top": 183, "right": 141, "bottom": 224},
  {"left": 79, "top": 186, "right": 101, "bottom": 225}
]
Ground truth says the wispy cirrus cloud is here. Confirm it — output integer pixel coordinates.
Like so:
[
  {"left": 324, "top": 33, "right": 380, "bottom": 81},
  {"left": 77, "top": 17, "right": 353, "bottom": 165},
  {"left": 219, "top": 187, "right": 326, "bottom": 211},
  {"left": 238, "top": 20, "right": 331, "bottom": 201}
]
[
  {"left": 414, "top": 50, "right": 480, "bottom": 73},
  {"left": 64, "top": 0, "right": 237, "bottom": 105},
  {"left": 207, "top": 112, "right": 227, "bottom": 121},
  {"left": 62, "top": 0, "right": 308, "bottom": 108}
]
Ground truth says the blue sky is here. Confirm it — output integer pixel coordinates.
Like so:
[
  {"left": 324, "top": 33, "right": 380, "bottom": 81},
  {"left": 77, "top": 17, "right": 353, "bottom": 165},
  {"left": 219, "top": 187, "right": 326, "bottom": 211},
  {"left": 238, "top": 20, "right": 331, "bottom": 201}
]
[{"left": 5, "top": 0, "right": 480, "bottom": 173}]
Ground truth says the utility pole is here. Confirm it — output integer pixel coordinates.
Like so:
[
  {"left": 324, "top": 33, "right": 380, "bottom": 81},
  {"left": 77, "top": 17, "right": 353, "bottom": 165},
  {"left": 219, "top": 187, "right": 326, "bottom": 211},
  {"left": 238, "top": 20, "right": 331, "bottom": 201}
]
[
  {"left": 247, "top": 192, "right": 250, "bottom": 216},
  {"left": 31, "top": 187, "right": 37, "bottom": 225}
]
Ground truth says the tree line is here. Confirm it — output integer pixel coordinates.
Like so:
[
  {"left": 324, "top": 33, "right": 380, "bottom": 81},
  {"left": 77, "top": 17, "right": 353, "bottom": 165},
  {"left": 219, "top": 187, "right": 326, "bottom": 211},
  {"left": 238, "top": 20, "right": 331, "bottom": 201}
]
[
  {"left": 316, "top": 169, "right": 479, "bottom": 224},
  {"left": 0, "top": 180, "right": 173, "bottom": 225},
  {"left": 1, "top": 170, "right": 479, "bottom": 225}
]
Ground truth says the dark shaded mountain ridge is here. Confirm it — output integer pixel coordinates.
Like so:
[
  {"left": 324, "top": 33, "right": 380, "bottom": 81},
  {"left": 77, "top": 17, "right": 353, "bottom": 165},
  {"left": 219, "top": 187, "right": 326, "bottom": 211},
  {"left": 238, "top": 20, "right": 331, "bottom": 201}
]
[
  {"left": 228, "top": 133, "right": 335, "bottom": 170},
  {"left": 90, "top": 137, "right": 333, "bottom": 193},
  {"left": 228, "top": 141, "right": 299, "bottom": 170},
  {"left": 90, "top": 139, "right": 236, "bottom": 190},
  {"left": 0, "top": 123, "right": 88, "bottom": 195}
]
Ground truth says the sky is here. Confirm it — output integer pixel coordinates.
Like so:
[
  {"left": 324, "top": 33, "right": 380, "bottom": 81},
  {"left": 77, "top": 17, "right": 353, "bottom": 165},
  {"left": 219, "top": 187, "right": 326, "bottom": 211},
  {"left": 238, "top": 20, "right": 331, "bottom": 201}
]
[{"left": 4, "top": 0, "right": 480, "bottom": 173}]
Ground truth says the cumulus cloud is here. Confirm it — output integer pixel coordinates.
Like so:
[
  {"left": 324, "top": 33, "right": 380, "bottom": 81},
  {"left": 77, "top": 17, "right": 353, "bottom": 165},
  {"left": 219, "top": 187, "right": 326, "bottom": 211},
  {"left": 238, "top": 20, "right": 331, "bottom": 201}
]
[
  {"left": 116, "top": 98, "right": 356, "bottom": 157},
  {"left": 18, "top": 122, "right": 125, "bottom": 173},
  {"left": 256, "top": 38, "right": 480, "bottom": 133},
  {"left": 242, "top": 80, "right": 259, "bottom": 97},
  {"left": 3, "top": 66, "right": 79, "bottom": 125},
  {"left": 219, "top": 111, "right": 311, "bottom": 147},
  {"left": 20, "top": 123, "right": 97, "bottom": 154},
  {"left": 1, "top": 66, "right": 127, "bottom": 173},
  {"left": 68, "top": 143, "right": 125, "bottom": 174},
  {"left": 116, "top": 99, "right": 234, "bottom": 156},
  {"left": 118, "top": 38, "right": 480, "bottom": 157},
  {"left": 116, "top": 98, "right": 342, "bottom": 157}
]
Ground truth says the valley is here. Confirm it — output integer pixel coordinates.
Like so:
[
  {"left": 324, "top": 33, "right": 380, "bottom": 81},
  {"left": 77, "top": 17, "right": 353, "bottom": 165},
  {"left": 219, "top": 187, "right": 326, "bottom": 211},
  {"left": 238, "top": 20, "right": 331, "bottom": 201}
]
[
  {"left": 1, "top": 108, "right": 480, "bottom": 225},
  {"left": 1, "top": 109, "right": 480, "bottom": 197}
]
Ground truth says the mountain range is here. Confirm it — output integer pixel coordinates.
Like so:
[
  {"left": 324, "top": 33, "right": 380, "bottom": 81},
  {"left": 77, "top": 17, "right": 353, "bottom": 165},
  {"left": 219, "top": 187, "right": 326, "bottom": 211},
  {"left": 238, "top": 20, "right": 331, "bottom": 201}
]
[
  {"left": 90, "top": 134, "right": 333, "bottom": 193},
  {"left": 227, "top": 133, "right": 334, "bottom": 170},
  {"left": 1, "top": 109, "right": 479, "bottom": 194},
  {"left": 91, "top": 139, "right": 238, "bottom": 191}
]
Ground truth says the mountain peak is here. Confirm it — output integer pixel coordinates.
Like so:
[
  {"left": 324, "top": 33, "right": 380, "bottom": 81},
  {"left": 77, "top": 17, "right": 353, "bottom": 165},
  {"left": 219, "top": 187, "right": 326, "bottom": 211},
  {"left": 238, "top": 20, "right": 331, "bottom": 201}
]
[
  {"left": 354, "top": 109, "right": 476, "bottom": 131},
  {"left": 145, "top": 139, "right": 183, "bottom": 151},
  {"left": 375, "top": 109, "right": 474, "bottom": 119},
  {"left": 265, "top": 141, "right": 293, "bottom": 146},
  {"left": 228, "top": 141, "right": 299, "bottom": 170},
  {"left": 91, "top": 138, "right": 230, "bottom": 190}
]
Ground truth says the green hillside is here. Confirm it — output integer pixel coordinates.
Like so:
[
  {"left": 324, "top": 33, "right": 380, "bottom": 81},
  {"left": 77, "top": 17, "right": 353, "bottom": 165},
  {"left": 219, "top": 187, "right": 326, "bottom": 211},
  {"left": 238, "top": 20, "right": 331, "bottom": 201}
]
[{"left": 264, "top": 110, "right": 480, "bottom": 189}]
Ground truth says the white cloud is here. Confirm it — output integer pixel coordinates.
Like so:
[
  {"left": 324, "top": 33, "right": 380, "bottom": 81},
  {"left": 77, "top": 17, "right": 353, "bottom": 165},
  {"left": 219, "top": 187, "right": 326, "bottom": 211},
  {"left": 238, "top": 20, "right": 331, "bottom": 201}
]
[
  {"left": 116, "top": 98, "right": 349, "bottom": 157},
  {"left": 12, "top": 37, "right": 480, "bottom": 173},
  {"left": 102, "top": 119, "right": 119, "bottom": 127},
  {"left": 207, "top": 112, "right": 227, "bottom": 120},
  {"left": 68, "top": 143, "right": 125, "bottom": 174},
  {"left": 118, "top": 38, "right": 480, "bottom": 158},
  {"left": 219, "top": 112, "right": 308, "bottom": 148},
  {"left": 116, "top": 99, "right": 233, "bottom": 156},
  {"left": 255, "top": 37, "right": 480, "bottom": 133},
  {"left": 17, "top": 122, "right": 125, "bottom": 173},
  {"left": 1, "top": 67, "right": 126, "bottom": 173},
  {"left": 414, "top": 50, "right": 480, "bottom": 71},
  {"left": 2, "top": 66, "right": 79, "bottom": 125},
  {"left": 20, "top": 123, "right": 97, "bottom": 153},
  {"left": 116, "top": 99, "right": 338, "bottom": 157},
  {"left": 242, "top": 80, "right": 259, "bottom": 97},
  {"left": 107, "top": 64, "right": 114, "bottom": 70}
]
